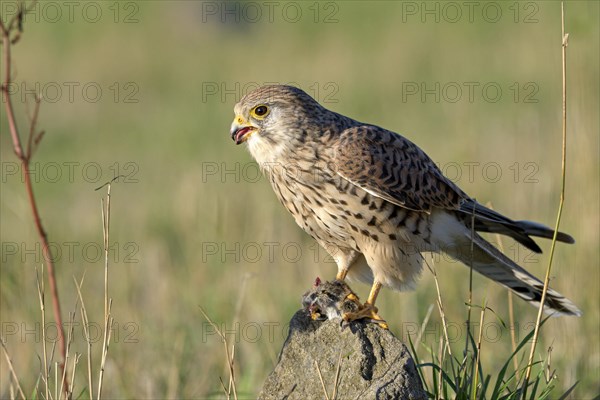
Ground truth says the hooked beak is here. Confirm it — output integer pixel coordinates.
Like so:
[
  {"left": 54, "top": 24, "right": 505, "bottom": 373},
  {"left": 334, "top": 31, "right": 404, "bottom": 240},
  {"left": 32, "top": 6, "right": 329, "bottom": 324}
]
[{"left": 230, "top": 115, "right": 257, "bottom": 145}]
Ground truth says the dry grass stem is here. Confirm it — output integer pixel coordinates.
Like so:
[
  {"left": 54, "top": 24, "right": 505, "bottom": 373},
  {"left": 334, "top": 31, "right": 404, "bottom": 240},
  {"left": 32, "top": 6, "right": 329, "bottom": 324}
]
[
  {"left": 314, "top": 360, "right": 331, "bottom": 400},
  {"left": 545, "top": 346, "right": 555, "bottom": 384},
  {"left": 1, "top": 337, "right": 26, "bottom": 400},
  {"left": 465, "top": 208, "right": 477, "bottom": 354},
  {"left": 471, "top": 305, "right": 487, "bottom": 400},
  {"left": 58, "top": 310, "right": 77, "bottom": 400},
  {"left": 101, "top": 190, "right": 111, "bottom": 319},
  {"left": 36, "top": 267, "right": 50, "bottom": 400},
  {"left": 488, "top": 201, "right": 520, "bottom": 381},
  {"left": 415, "top": 303, "right": 434, "bottom": 349},
  {"left": 69, "top": 353, "right": 81, "bottom": 398},
  {"left": 437, "top": 336, "right": 445, "bottom": 399},
  {"left": 522, "top": 2, "right": 570, "bottom": 396},
  {"left": 73, "top": 275, "right": 94, "bottom": 400},
  {"left": 331, "top": 350, "right": 344, "bottom": 400},
  {"left": 96, "top": 181, "right": 117, "bottom": 399},
  {"left": 424, "top": 256, "right": 452, "bottom": 358},
  {"left": 55, "top": 362, "right": 59, "bottom": 400},
  {"left": 97, "top": 299, "right": 113, "bottom": 400},
  {"left": 227, "top": 344, "right": 236, "bottom": 397},
  {"left": 199, "top": 307, "right": 238, "bottom": 400}
]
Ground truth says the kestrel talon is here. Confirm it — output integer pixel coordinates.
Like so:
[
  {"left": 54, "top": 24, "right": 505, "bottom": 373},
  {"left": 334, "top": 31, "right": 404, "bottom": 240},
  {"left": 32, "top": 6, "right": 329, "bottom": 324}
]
[{"left": 230, "top": 85, "right": 581, "bottom": 325}]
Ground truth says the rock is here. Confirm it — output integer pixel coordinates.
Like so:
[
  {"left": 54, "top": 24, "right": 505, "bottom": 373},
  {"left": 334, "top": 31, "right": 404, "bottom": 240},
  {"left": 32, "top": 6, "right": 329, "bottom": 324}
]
[{"left": 258, "top": 280, "right": 427, "bottom": 400}]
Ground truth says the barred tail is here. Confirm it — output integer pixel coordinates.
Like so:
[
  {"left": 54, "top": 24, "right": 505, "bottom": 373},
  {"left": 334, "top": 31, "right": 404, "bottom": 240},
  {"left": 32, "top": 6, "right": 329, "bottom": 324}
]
[{"left": 449, "top": 231, "right": 581, "bottom": 316}]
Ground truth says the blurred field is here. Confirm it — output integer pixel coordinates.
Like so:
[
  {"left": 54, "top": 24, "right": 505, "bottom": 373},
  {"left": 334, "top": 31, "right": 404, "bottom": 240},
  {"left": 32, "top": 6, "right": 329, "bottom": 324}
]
[{"left": 1, "top": 1, "right": 598, "bottom": 398}]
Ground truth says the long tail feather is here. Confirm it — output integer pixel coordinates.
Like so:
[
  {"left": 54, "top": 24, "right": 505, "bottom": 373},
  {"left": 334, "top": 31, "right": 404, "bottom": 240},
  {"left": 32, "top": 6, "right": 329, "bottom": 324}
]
[
  {"left": 460, "top": 200, "right": 575, "bottom": 253},
  {"left": 449, "top": 231, "right": 581, "bottom": 316},
  {"left": 513, "top": 220, "right": 575, "bottom": 243}
]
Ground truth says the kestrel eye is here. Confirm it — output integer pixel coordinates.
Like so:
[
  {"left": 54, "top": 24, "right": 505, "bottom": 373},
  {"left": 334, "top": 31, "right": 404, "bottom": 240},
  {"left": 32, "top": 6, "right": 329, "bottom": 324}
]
[{"left": 253, "top": 105, "right": 269, "bottom": 117}]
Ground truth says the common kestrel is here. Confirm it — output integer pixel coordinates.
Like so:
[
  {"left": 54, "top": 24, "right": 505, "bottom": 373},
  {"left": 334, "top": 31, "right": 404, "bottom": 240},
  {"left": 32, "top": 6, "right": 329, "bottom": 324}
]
[{"left": 230, "top": 85, "right": 581, "bottom": 325}]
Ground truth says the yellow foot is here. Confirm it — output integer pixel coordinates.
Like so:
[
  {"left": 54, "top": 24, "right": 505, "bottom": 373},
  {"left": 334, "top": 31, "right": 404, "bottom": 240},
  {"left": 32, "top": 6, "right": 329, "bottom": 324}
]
[{"left": 342, "top": 297, "right": 389, "bottom": 330}]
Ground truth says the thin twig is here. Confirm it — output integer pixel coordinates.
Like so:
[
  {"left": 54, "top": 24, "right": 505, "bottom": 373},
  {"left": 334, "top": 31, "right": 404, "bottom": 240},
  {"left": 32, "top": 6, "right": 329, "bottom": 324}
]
[
  {"left": 25, "top": 93, "right": 42, "bottom": 159},
  {"left": 1, "top": 3, "right": 69, "bottom": 393},
  {"left": 0, "top": 20, "right": 23, "bottom": 158},
  {"left": 522, "top": 2, "right": 569, "bottom": 397}
]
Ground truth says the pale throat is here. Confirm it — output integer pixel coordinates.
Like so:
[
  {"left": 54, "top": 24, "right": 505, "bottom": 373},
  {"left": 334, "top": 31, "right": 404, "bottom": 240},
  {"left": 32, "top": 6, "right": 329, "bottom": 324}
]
[{"left": 246, "top": 131, "right": 293, "bottom": 170}]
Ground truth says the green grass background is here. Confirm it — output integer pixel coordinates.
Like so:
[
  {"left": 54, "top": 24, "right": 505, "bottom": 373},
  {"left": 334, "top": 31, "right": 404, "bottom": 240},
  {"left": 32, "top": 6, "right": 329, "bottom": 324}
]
[{"left": 1, "top": 1, "right": 598, "bottom": 398}]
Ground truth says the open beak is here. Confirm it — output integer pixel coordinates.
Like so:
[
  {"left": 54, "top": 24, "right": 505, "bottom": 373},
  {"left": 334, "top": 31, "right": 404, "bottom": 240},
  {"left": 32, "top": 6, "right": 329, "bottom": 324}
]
[{"left": 230, "top": 116, "right": 257, "bottom": 145}]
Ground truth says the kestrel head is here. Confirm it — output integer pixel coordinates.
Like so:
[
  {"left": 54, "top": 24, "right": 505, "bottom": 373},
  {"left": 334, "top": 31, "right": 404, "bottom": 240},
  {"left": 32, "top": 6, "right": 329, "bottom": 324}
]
[
  {"left": 230, "top": 85, "right": 353, "bottom": 163},
  {"left": 230, "top": 85, "right": 321, "bottom": 145}
]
